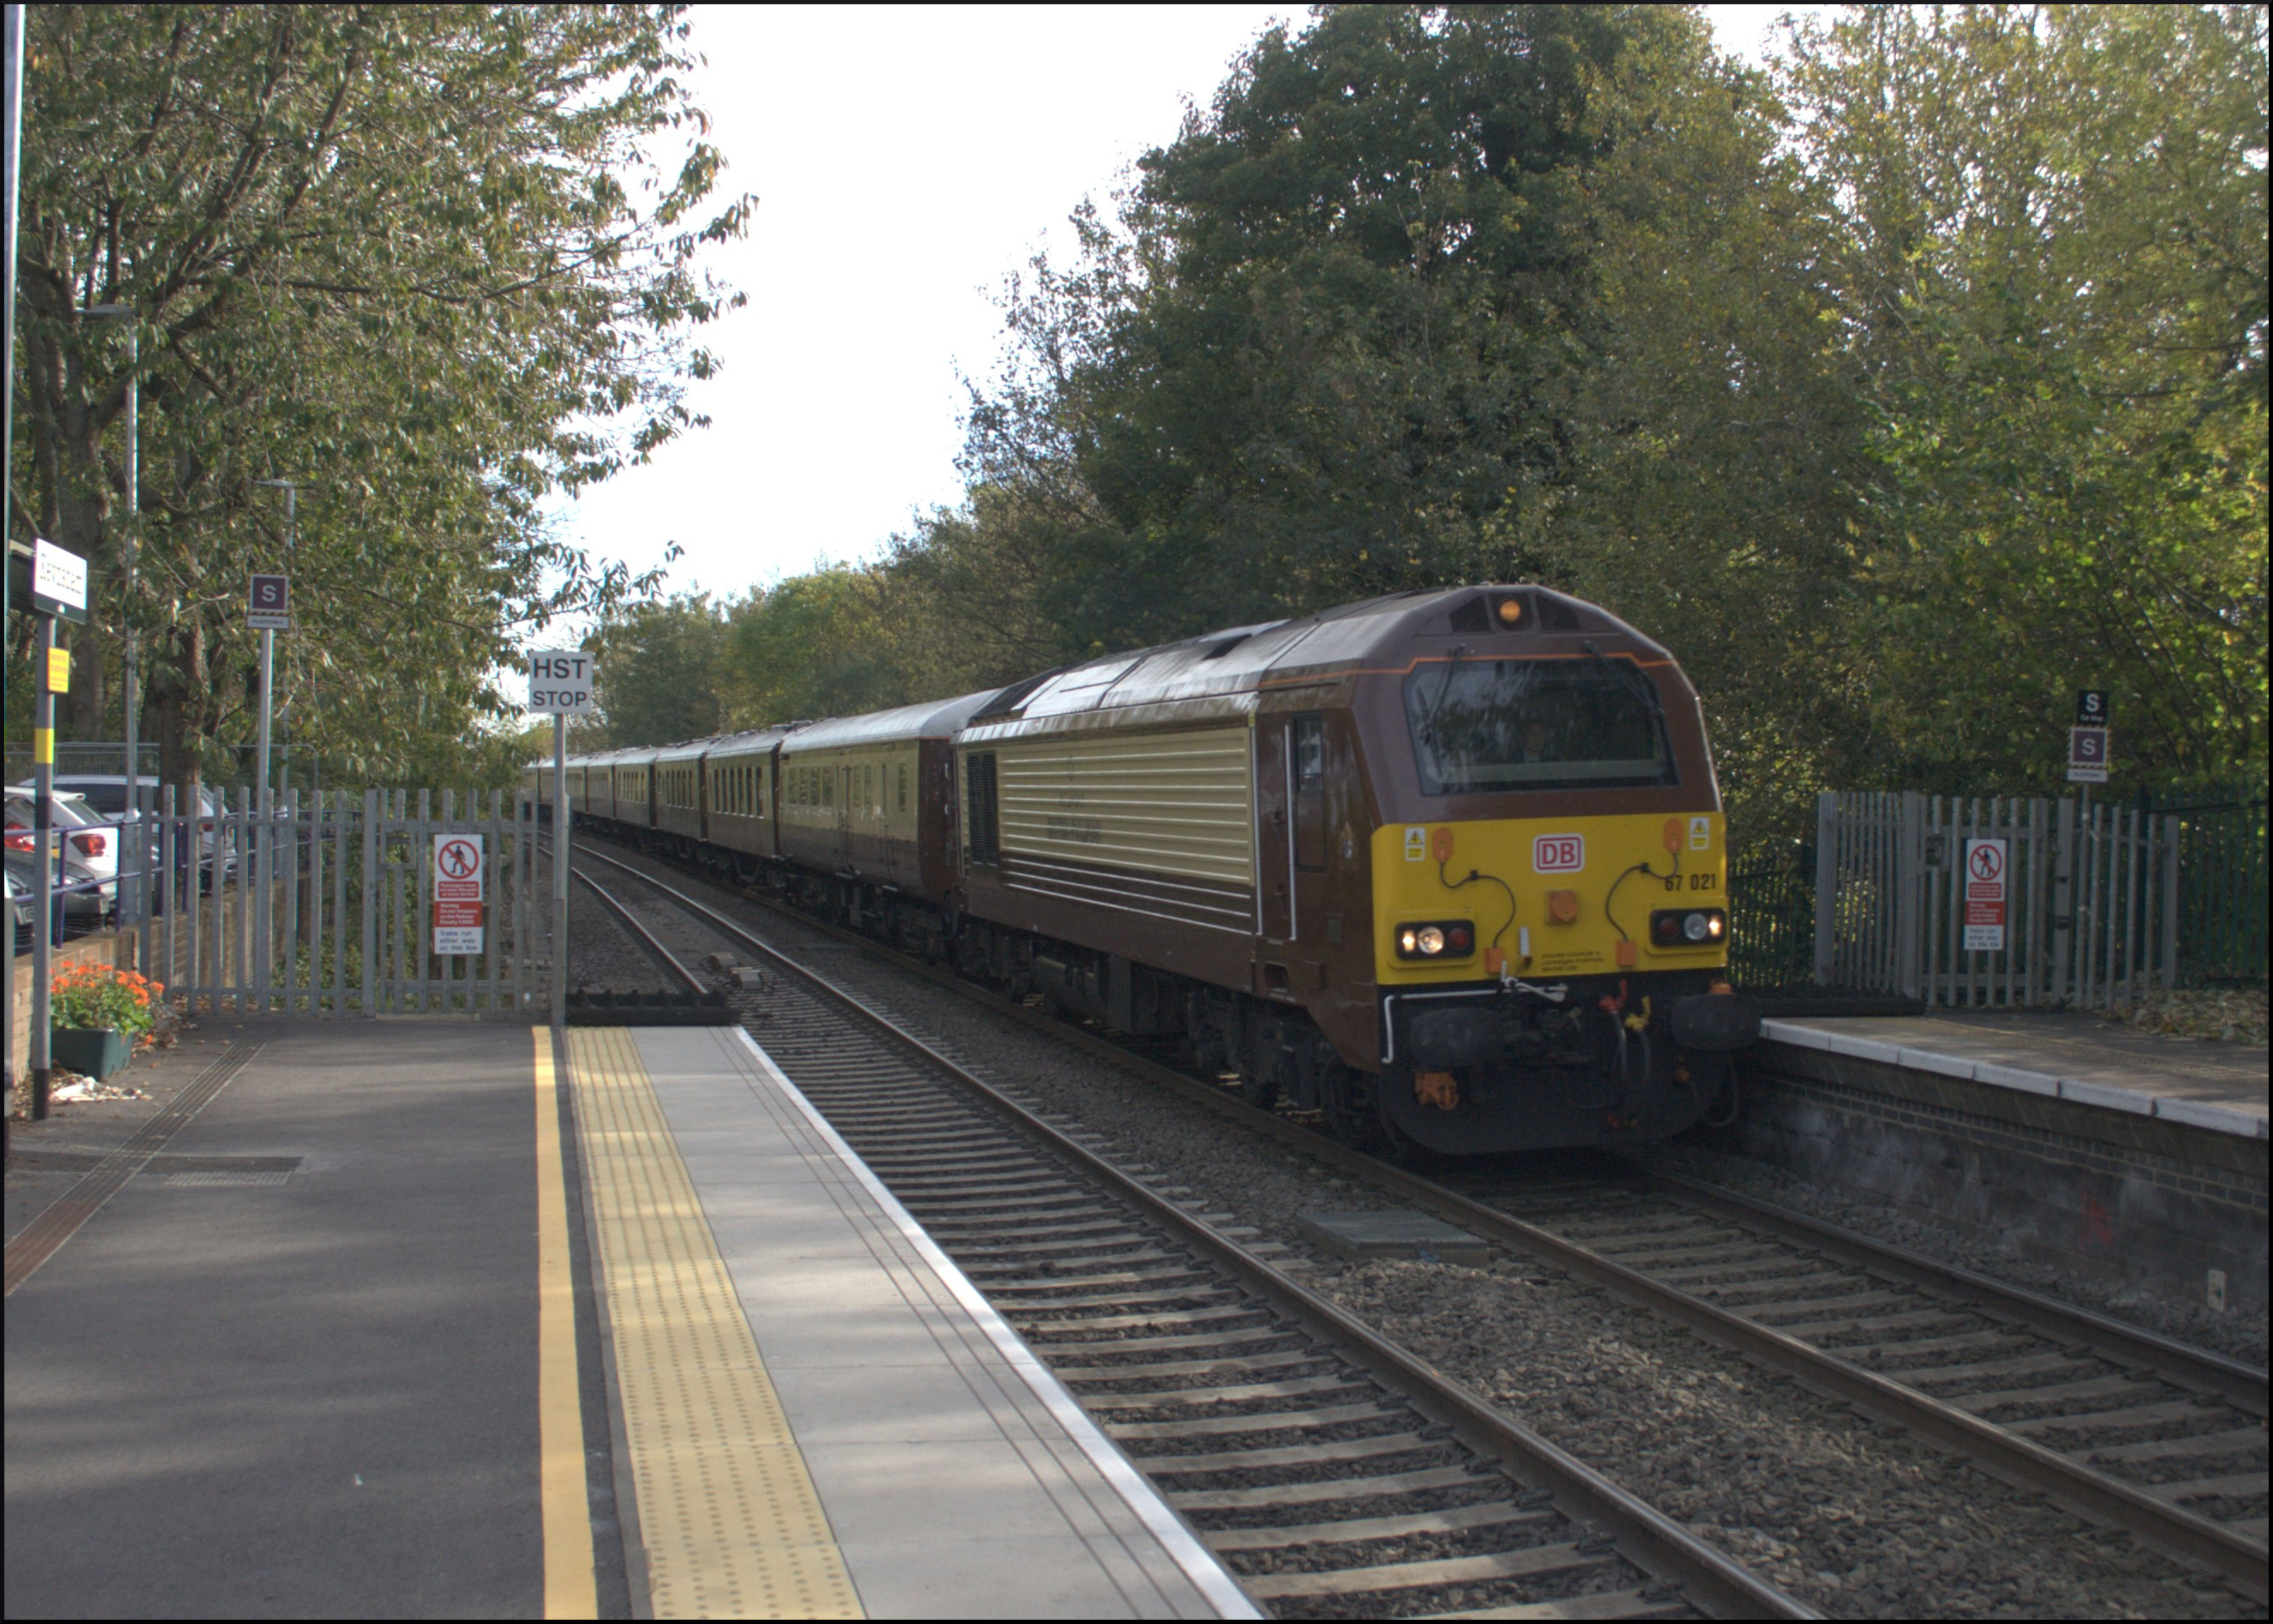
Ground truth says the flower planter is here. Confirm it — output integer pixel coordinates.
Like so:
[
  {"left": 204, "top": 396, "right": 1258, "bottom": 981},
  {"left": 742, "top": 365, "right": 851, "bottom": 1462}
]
[{"left": 50, "top": 1026, "right": 132, "bottom": 1082}]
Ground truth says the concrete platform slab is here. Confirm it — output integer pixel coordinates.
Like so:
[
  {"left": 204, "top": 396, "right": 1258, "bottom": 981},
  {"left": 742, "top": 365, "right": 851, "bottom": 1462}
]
[
  {"left": 1760, "top": 1010, "right": 2268, "bottom": 1139},
  {"left": 567, "top": 1024, "right": 1252, "bottom": 1620}
]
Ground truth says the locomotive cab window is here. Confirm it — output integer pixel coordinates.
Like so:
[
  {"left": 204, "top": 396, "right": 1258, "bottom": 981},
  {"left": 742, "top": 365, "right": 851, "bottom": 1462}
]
[{"left": 1406, "top": 658, "right": 1675, "bottom": 794}]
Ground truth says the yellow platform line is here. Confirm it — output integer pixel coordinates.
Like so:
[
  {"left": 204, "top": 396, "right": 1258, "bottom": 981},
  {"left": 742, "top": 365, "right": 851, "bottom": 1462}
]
[
  {"left": 536, "top": 1030, "right": 598, "bottom": 1618},
  {"left": 566, "top": 1027, "right": 864, "bottom": 1620}
]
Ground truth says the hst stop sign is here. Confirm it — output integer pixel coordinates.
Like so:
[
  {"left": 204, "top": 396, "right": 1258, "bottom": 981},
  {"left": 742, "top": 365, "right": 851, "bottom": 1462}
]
[{"left": 528, "top": 650, "right": 596, "bottom": 713}]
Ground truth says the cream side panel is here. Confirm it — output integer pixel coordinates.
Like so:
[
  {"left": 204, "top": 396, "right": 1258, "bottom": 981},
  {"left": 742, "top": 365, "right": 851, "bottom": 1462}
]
[{"left": 997, "top": 726, "right": 1253, "bottom": 886}]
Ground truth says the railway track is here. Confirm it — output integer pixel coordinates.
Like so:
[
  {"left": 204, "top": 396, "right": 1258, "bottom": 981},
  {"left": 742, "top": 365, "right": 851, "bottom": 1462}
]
[
  {"left": 575, "top": 836, "right": 2269, "bottom": 1606},
  {"left": 572, "top": 858, "right": 1810, "bottom": 1620}
]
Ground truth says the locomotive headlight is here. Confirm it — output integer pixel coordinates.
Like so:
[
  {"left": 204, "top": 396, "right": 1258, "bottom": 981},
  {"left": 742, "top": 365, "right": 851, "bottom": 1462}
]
[
  {"left": 1649, "top": 907, "right": 1727, "bottom": 950},
  {"left": 1394, "top": 920, "right": 1475, "bottom": 960}
]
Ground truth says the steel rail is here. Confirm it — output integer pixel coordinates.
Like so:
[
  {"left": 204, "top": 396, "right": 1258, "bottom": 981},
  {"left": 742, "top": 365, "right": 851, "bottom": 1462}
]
[
  {"left": 1643, "top": 1171, "right": 2270, "bottom": 1418},
  {"left": 575, "top": 837, "right": 2269, "bottom": 1603},
  {"left": 570, "top": 839, "right": 1816, "bottom": 1621},
  {"left": 570, "top": 868, "right": 707, "bottom": 994}
]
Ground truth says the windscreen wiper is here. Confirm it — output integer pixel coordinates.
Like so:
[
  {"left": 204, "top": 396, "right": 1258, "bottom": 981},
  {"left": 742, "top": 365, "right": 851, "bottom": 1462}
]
[{"left": 1580, "top": 639, "right": 1663, "bottom": 721}]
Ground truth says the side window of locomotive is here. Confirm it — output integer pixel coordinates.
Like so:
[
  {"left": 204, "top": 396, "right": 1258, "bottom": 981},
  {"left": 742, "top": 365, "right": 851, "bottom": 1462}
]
[
  {"left": 966, "top": 752, "right": 1000, "bottom": 867},
  {"left": 1404, "top": 658, "right": 1676, "bottom": 794},
  {"left": 1294, "top": 716, "right": 1324, "bottom": 788},
  {"left": 1292, "top": 714, "right": 1328, "bottom": 870}
]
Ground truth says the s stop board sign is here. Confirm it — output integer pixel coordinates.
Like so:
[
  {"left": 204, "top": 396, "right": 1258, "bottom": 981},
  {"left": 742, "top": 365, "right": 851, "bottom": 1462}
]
[
  {"left": 432, "top": 833, "right": 485, "bottom": 954},
  {"left": 1963, "top": 837, "right": 2008, "bottom": 953}
]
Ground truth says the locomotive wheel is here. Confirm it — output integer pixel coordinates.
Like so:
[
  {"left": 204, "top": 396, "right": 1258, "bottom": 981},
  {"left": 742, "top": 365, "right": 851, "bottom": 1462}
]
[
  {"left": 1319, "top": 1064, "right": 1386, "bottom": 1153},
  {"left": 1237, "top": 1068, "right": 1280, "bottom": 1110}
]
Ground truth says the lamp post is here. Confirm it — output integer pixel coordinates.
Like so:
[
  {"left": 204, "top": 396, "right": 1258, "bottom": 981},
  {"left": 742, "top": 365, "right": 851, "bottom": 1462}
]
[{"left": 85, "top": 302, "right": 140, "bottom": 948}]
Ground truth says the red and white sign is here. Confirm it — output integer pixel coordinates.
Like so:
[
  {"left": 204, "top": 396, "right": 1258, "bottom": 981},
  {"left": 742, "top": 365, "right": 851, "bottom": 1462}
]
[
  {"left": 1533, "top": 833, "right": 1585, "bottom": 874},
  {"left": 1963, "top": 836, "right": 2008, "bottom": 953},
  {"left": 433, "top": 834, "right": 484, "bottom": 899},
  {"left": 432, "top": 833, "right": 485, "bottom": 953}
]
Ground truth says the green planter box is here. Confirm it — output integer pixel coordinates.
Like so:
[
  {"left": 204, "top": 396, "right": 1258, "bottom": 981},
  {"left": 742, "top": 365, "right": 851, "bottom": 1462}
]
[{"left": 50, "top": 1027, "right": 132, "bottom": 1081}]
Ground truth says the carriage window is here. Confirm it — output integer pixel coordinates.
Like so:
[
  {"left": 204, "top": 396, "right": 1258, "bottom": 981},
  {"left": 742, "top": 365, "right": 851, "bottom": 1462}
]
[
  {"left": 897, "top": 762, "right": 909, "bottom": 815},
  {"left": 1404, "top": 657, "right": 1675, "bottom": 794}
]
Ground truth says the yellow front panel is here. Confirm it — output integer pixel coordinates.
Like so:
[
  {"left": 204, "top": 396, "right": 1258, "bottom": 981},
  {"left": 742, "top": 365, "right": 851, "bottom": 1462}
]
[{"left": 1372, "top": 811, "right": 1724, "bottom": 982}]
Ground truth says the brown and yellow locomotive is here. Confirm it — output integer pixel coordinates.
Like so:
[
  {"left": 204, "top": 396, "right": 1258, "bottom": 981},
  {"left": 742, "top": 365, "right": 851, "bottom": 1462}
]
[{"left": 562, "top": 585, "right": 1757, "bottom": 1155}]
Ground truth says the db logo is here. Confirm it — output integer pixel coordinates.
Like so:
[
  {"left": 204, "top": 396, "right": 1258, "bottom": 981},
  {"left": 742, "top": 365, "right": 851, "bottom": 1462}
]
[{"left": 1534, "top": 834, "right": 1585, "bottom": 873}]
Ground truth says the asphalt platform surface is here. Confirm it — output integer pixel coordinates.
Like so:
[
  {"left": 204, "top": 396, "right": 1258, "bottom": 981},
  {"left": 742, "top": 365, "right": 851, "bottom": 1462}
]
[{"left": 5, "top": 1017, "right": 626, "bottom": 1619}]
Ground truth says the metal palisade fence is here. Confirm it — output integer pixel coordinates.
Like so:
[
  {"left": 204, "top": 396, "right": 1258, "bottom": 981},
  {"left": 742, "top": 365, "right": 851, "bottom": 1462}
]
[
  {"left": 1808, "top": 791, "right": 2180, "bottom": 1009},
  {"left": 2148, "top": 787, "right": 2268, "bottom": 986},
  {"left": 135, "top": 787, "right": 541, "bottom": 1016}
]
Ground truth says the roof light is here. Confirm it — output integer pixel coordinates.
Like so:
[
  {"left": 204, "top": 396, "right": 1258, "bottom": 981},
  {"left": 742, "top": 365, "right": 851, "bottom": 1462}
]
[{"left": 1496, "top": 596, "right": 1523, "bottom": 626}]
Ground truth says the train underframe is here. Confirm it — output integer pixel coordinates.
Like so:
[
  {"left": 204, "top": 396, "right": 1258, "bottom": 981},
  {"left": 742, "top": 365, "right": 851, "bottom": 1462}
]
[{"left": 588, "top": 814, "right": 1742, "bottom": 1158}]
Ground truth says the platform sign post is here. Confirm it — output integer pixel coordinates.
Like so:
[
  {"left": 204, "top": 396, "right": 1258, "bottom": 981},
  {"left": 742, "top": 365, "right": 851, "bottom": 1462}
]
[
  {"left": 2068, "top": 689, "right": 2111, "bottom": 788},
  {"left": 1963, "top": 836, "right": 2009, "bottom": 953},
  {"left": 527, "top": 651, "right": 596, "bottom": 1029},
  {"left": 432, "top": 832, "right": 485, "bottom": 955},
  {"left": 25, "top": 538, "right": 87, "bottom": 1120}
]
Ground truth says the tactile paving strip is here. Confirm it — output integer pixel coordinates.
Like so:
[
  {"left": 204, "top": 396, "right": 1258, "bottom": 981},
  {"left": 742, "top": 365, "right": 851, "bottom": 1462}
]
[{"left": 567, "top": 1027, "right": 863, "bottom": 1620}]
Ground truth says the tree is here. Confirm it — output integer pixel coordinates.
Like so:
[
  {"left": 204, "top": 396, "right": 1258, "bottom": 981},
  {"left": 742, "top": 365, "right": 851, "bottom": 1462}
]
[
  {"left": 587, "top": 593, "right": 732, "bottom": 747},
  {"left": 11, "top": 5, "right": 752, "bottom": 794},
  {"left": 962, "top": 5, "right": 1711, "bottom": 652},
  {"left": 1783, "top": 4, "right": 2267, "bottom": 792}
]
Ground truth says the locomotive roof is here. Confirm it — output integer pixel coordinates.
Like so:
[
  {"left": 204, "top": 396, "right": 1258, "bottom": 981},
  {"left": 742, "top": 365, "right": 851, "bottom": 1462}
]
[
  {"left": 780, "top": 689, "right": 1003, "bottom": 752},
  {"left": 966, "top": 585, "right": 1655, "bottom": 730}
]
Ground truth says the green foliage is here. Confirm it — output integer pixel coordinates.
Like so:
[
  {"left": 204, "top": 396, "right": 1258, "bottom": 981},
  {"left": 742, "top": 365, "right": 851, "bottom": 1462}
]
[
  {"left": 10, "top": 4, "right": 753, "bottom": 791},
  {"left": 586, "top": 4, "right": 2270, "bottom": 843}
]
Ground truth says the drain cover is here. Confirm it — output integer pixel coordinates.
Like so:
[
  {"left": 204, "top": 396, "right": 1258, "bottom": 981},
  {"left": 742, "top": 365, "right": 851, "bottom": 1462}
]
[
  {"left": 163, "top": 1171, "right": 294, "bottom": 1187},
  {"left": 1296, "top": 1209, "right": 1493, "bottom": 1267}
]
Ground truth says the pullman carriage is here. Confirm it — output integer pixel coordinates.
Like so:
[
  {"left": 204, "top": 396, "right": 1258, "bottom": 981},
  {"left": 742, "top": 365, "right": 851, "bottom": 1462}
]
[
  {"left": 654, "top": 739, "right": 711, "bottom": 850},
  {"left": 776, "top": 693, "right": 996, "bottom": 938},
  {"left": 700, "top": 725, "right": 799, "bottom": 866}
]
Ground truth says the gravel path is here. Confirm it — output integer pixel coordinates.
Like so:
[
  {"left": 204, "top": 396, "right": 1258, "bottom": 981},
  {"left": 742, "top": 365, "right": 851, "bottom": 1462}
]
[{"left": 581, "top": 842, "right": 2257, "bottom": 1618}]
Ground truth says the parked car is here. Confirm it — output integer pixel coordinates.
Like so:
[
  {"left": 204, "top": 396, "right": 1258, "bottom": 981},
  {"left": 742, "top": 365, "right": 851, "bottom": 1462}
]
[
  {"left": 22, "top": 776, "right": 233, "bottom": 893},
  {"left": 5, "top": 866, "right": 31, "bottom": 952},
  {"left": 6, "top": 790, "right": 121, "bottom": 890},
  {"left": 3, "top": 844, "right": 114, "bottom": 939}
]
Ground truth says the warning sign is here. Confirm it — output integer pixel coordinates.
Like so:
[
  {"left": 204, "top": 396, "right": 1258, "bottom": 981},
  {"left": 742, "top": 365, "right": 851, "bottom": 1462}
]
[
  {"left": 433, "top": 899, "right": 484, "bottom": 956},
  {"left": 1962, "top": 837, "right": 2008, "bottom": 953},
  {"left": 432, "top": 833, "right": 485, "bottom": 953}
]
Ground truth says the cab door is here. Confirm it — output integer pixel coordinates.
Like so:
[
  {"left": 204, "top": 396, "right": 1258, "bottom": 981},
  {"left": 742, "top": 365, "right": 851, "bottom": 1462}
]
[{"left": 1256, "top": 718, "right": 1293, "bottom": 944}]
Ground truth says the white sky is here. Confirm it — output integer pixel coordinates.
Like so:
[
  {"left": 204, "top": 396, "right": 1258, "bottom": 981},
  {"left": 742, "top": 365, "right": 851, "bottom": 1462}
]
[{"left": 542, "top": 5, "right": 1818, "bottom": 630}]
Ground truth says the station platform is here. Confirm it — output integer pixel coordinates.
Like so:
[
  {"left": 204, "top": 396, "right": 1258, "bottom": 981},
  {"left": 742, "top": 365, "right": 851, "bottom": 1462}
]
[
  {"left": 4, "top": 1017, "right": 1249, "bottom": 1620},
  {"left": 1728, "top": 1007, "right": 2269, "bottom": 1314}
]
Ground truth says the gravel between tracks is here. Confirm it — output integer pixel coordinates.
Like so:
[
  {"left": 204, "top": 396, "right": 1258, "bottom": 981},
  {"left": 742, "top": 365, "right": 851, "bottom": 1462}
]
[{"left": 572, "top": 848, "right": 2258, "bottom": 1619}]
